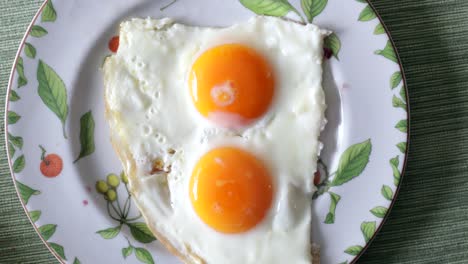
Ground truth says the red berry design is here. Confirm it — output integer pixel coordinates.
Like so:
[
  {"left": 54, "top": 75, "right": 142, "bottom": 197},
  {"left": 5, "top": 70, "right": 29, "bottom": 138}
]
[
  {"left": 314, "top": 171, "right": 321, "bottom": 186},
  {"left": 108, "top": 36, "right": 119, "bottom": 53},
  {"left": 39, "top": 145, "right": 63, "bottom": 178},
  {"left": 323, "top": 47, "right": 332, "bottom": 60}
]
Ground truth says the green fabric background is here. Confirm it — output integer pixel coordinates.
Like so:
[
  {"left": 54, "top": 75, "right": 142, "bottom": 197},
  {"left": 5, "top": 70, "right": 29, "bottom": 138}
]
[{"left": 1, "top": 0, "right": 467, "bottom": 263}]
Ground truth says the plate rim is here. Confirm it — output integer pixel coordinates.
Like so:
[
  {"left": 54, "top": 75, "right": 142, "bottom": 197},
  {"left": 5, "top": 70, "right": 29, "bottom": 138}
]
[
  {"left": 348, "top": 3, "right": 411, "bottom": 262},
  {"left": 4, "top": 1, "right": 65, "bottom": 263},
  {"left": 4, "top": 0, "right": 410, "bottom": 263}
]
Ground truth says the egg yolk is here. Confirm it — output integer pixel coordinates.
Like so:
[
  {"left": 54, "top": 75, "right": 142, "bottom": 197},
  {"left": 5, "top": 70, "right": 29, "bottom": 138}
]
[
  {"left": 189, "top": 147, "right": 273, "bottom": 233},
  {"left": 189, "top": 44, "right": 275, "bottom": 127}
]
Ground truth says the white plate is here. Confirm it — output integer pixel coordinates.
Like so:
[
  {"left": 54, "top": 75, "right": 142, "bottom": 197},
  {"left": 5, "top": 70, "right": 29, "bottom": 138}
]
[{"left": 6, "top": 0, "right": 409, "bottom": 263}]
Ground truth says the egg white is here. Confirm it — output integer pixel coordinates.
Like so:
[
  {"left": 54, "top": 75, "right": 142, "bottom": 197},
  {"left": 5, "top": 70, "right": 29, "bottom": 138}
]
[{"left": 104, "top": 16, "right": 327, "bottom": 264}]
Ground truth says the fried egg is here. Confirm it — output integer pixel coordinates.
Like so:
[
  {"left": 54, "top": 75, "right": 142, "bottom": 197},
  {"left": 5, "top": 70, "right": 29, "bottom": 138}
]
[{"left": 103, "top": 16, "right": 327, "bottom": 264}]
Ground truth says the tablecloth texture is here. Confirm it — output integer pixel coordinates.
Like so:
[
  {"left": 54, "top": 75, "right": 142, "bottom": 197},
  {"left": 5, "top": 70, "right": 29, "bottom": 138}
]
[{"left": 1, "top": 0, "right": 468, "bottom": 263}]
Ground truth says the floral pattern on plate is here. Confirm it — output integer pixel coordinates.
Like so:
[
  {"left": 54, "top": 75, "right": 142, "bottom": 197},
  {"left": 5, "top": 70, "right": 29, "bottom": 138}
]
[{"left": 6, "top": 0, "right": 408, "bottom": 263}]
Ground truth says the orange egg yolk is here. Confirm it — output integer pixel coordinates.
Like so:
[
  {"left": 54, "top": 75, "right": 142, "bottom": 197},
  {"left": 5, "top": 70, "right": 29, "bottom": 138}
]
[
  {"left": 189, "top": 44, "right": 275, "bottom": 127},
  {"left": 189, "top": 147, "right": 273, "bottom": 234}
]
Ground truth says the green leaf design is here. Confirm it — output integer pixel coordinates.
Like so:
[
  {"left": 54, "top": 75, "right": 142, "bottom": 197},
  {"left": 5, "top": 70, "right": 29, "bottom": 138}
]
[
  {"left": 29, "top": 210, "right": 42, "bottom": 223},
  {"left": 8, "top": 111, "right": 21, "bottom": 124},
  {"left": 395, "top": 119, "right": 407, "bottom": 132},
  {"left": 135, "top": 247, "right": 155, "bottom": 264},
  {"left": 361, "top": 221, "right": 376, "bottom": 243},
  {"left": 392, "top": 95, "right": 406, "bottom": 110},
  {"left": 324, "top": 214, "right": 333, "bottom": 224},
  {"left": 390, "top": 71, "right": 402, "bottom": 89},
  {"left": 16, "top": 181, "right": 41, "bottom": 205},
  {"left": 374, "top": 23, "right": 385, "bottom": 35},
  {"left": 331, "top": 139, "right": 372, "bottom": 186},
  {"left": 344, "top": 245, "right": 363, "bottom": 256},
  {"left": 324, "top": 33, "right": 341, "bottom": 60},
  {"left": 324, "top": 192, "right": 341, "bottom": 224},
  {"left": 239, "top": 0, "right": 300, "bottom": 18},
  {"left": 30, "top": 25, "right": 48, "bottom": 37},
  {"left": 49, "top": 242, "right": 67, "bottom": 260},
  {"left": 355, "top": 0, "right": 367, "bottom": 3},
  {"left": 96, "top": 226, "right": 121, "bottom": 239},
  {"left": 301, "top": 0, "right": 328, "bottom": 23},
  {"left": 358, "top": 5, "right": 376, "bottom": 21},
  {"left": 13, "top": 155, "right": 26, "bottom": 173},
  {"left": 400, "top": 86, "right": 407, "bottom": 103},
  {"left": 74, "top": 111, "right": 95, "bottom": 163},
  {"left": 396, "top": 142, "right": 406, "bottom": 154},
  {"left": 375, "top": 41, "right": 397, "bottom": 63},
  {"left": 370, "top": 206, "right": 388, "bottom": 218},
  {"left": 8, "top": 142, "right": 15, "bottom": 157},
  {"left": 381, "top": 185, "right": 393, "bottom": 200},
  {"left": 42, "top": 0, "right": 57, "bottom": 22},
  {"left": 390, "top": 156, "right": 401, "bottom": 186},
  {"left": 37, "top": 60, "right": 69, "bottom": 138},
  {"left": 8, "top": 133, "right": 24, "bottom": 149},
  {"left": 339, "top": 261, "right": 349, "bottom": 264},
  {"left": 25, "top": 43, "right": 36, "bottom": 59},
  {"left": 39, "top": 224, "right": 57, "bottom": 241},
  {"left": 10, "top": 90, "right": 21, "bottom": 102},
  {"left": 73, "top": 258, "right": 81, "bottom": 264},
  {"left": 160, "top": 0, "right": 178, "bottom": 11},
  {"left": 9, "top": 142, "right": 17, "bottom": 157},
  {"left": 122, "top": 246, "right": 134, "bottom": 258},
  {"left": 128, "top": 222, "right": 156, "bottom": 243},
  {"left": 16, "top": 57, "right": 27, "bottom": 88}
]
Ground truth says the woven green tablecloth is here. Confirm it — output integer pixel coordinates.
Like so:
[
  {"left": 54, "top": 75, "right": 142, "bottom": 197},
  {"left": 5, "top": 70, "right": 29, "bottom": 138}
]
[{"left": 1, "top": 0, "right": 468, "bottom": 263}]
